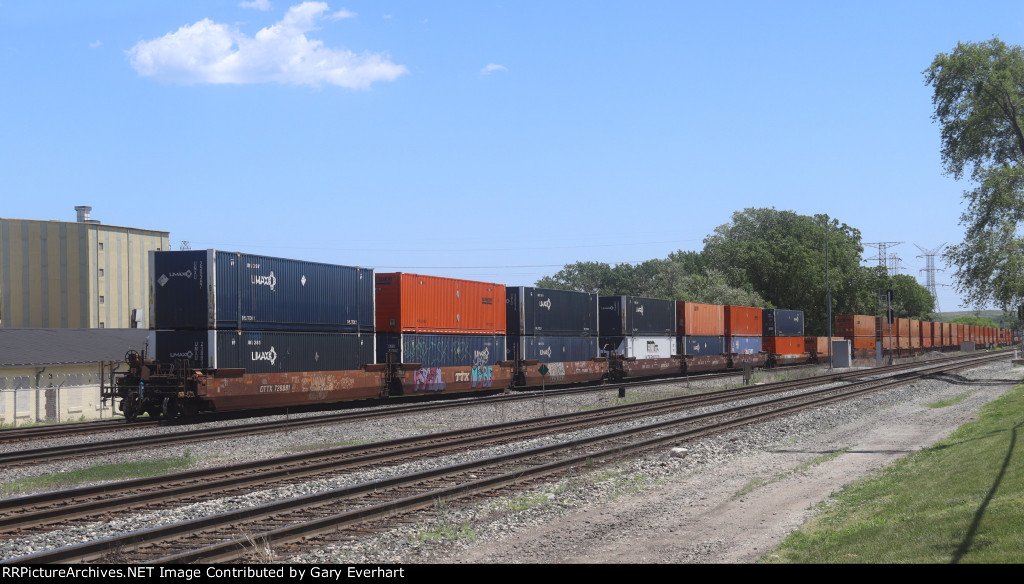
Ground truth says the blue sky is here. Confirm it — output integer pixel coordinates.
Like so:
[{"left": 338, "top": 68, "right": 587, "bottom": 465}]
[{"left": 2, "top": 1, "right": 1022, "bottom": 315}]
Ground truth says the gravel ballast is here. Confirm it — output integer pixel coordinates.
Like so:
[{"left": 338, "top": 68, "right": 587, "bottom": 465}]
[{"left": 1, "top": 357, "right": 1019, "bottom": 564}]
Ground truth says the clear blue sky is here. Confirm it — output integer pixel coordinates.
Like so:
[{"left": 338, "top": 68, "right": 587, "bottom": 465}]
[{"left": 2, "top": 1, "right": 1021, "bottom": 314}]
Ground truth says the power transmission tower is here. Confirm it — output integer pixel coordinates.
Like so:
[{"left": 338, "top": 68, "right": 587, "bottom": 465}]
[
  {"left": 916, "top": 243, "right": 946, "bottom": 313},
  {"left": 864, "top": 242, "right": 904, "bottom": 276}
]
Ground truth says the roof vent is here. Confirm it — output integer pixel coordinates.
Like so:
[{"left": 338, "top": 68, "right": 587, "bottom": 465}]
[{"left": 74, "top": 206, "right": 100, "bottom": 224}]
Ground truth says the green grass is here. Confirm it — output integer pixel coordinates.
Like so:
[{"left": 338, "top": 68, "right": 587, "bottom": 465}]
[
  {"left": 762, "top": 381, "right": 1024, "bottom": 564},
  {"left": 927, "top": 391, "right": 974, "bottom": 409},
  {"left": 0, "top": 453, "right": 197, "bottom": 496}
]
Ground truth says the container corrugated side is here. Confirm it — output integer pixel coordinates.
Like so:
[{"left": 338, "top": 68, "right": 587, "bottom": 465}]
[
  {"left": 764, "top": 336, "right": 805, "bottom": 355},
  {"left": 151, "top": 250, "right": 374, "bottom": 332},
  {"left": 506, "top": 287, "right": 597, "bottom": 336},
  {"left": 678, "top": 335, "right": 726, "bottom": 356},
  {"left": 724, "top": 305, "right": 761, "bottom": 336},
  {"left": 154, "top": 329, "right": 374, "bottom": 373},
  {"left": 377, "top": 332, "right": 505, "bottom": 368},
  {"left": 728, "top": 336, "right": 763, "bottom": 355},
  {"left": 598, "top": 296, "right": 675, "bottom": 336},
  {"left": 762, "top": 310, "right": 805, "bottom": 337},
  {"left": 600, "top": 335, "right": 676, "bottom": 359},
  {"left": 835, "top": 315, "right": 876, "bottom": 337},
  {"left": 375, "top": 273, "right": 505, "bottom": 335},
  {"left": 677, "top": 302, "right": 725, "bottom": 336},
  {"left": 506, "top": 335, "right": 598, "bottom": 362}
]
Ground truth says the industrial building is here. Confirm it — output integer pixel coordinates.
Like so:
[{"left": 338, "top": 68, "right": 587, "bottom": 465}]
[{"left": 0, "top": 207, "right": 170, "bottom": 329}]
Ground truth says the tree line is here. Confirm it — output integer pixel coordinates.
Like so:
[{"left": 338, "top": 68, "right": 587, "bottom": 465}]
[{"left": 536, "top": 207, "right": 935, "bottom": 336}]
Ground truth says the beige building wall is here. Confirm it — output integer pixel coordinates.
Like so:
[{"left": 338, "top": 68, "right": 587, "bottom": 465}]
[
  {"left": 0, "top": 216, "right": 169, "bottom": 328},
  {"left": 0, "top": 362, "right": 126, "bottom": 425}
]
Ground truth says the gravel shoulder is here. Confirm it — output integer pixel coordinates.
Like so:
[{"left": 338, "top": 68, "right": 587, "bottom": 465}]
[
  {"left": 396, "top": 360, "right": 1021, "bottom": 564},
  {"left": 3, "top": 358, "right": 1018, "bottom": 564}
]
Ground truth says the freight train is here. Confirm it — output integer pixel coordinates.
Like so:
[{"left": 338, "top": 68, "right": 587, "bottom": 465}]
[{"left": 101, "top": 250, "right": 1018, "bottom": 420}]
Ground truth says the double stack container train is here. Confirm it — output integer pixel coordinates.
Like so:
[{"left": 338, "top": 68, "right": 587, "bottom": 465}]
[
  {"left": 104, "top": 248, "right": 1013, "bottom": 420},
  {"left": 833, "top": 314, "right": 1015, "bottom": 359}
]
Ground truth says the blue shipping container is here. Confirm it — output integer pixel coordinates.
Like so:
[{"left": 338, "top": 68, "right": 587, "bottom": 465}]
[
  {"left": 678, "top": 335, "right": 726, "bottom": 356},
  {"left": 728, "top": 336, "right": 763, "bottom": 355},
  {"left": 377, "top": 333, "right": 505, "bottom": 368},
  {"left": 762, "top": 309, "right": 805, "bottom": 337},
  {"left": 151, "top": 250, "right": 374, "bottom": 332},
  {"left": 506, "top": 287, "right": 598, "bottom": 336},
  {"left": 154, "top": 329, "right": 374, "bottom": 373},
  {"left": 507, "top": 335, "right": 598, "bottom": 362}
]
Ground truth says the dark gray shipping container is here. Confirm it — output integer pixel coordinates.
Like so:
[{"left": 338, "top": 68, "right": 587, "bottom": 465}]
[
  {"left": 598, "top": 295, "right": 676, "bottom": 336},
  {"left": 377, "top": 333, "right": 506, "bottom": 368},
  {"left": 506, "top": 287, "right": 598, "bottom": 336},
  {"left": 506, "top": 335, "right": 599, "bottom": 362},
  {"left": 150, "top": 250, "right": 374, "bottom": 332},
  {"left": 154, "top": 330, "right": 374, "bottom": 374},
  {"left": 762, "top": 309, "right": 805, "bottom": 337},
  {"left": 678, "top": 335, "right": 726, "bottom": 356}
]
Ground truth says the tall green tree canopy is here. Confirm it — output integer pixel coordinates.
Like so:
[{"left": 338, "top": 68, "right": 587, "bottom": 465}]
[
  {"left": 536, "top": 207, "right": 934, "bottom": 334},
  {"left": 925, "top": 38, "right": 1024, "bottom": 309}
]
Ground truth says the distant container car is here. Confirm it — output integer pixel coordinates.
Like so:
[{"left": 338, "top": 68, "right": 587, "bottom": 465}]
[
  {"left": 153, "top": 329, "right": 373, "bottom": 374},
  {"left": 375, "top": 273, "right": 505, "bottom": 335},
  {"left": 506, "top": 287, "right": 597, "bottom": 336},
  {"left": 150, "top": 250, "right": 374, "bottom": 332},
  {"left": 763, "top": 309, "right": 805, "bottom": 337}
]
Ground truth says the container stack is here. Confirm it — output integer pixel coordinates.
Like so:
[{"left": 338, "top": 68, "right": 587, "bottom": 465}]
[
  {"left": 835, "top": 315, "right": 878, "bottom": 359},
  {"left": 723, "top": 305, "right": 762, "bottom": 358},
  {"left": 374, "top": 273, "right": 506, "bottom": 392},
  {"left": 505, "top": 287, "right": 598, "bottom": 363},
  {"left": 763, "top": 308, "right": 805, "bottom": 362},
  {"left": 149, "top": 250, "right": 375, "bottom": 373},
  {"left": 598, "top": 295, "right": 677, "bottom": 359}
]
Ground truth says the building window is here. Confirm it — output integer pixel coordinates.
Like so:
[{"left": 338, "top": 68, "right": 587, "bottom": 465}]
[
  {"left": 98, "top": 242, "right": 104, "bottom": 251},
  {"left": 99, "top": 322, "right": 105, "bottom": 328},
  {"left": 98, "top": 269, "right": 104, "bottom": 277},
  {"left": 99, "top": 296, "right": 104, "bottom": 304}
]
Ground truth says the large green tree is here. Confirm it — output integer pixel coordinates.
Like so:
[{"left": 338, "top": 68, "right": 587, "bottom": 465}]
[
  {"left": 925, "top": 38, "right": 1024, "bottom": 309},
  {"left": 702, "top": 208, "right": 873, "bottom": 334}
]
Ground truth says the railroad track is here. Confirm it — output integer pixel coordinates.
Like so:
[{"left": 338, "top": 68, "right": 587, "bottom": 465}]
[
  {"left": 0, "top": 353, "right": 970, "bottom": 466},
  {"left": 0, "top": 350, "right": 1005, "bottom": 564}
]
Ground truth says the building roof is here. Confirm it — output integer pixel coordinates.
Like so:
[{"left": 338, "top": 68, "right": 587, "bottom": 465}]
[{"left": 0, "top": 329, "right": 151, "bottom": 367}]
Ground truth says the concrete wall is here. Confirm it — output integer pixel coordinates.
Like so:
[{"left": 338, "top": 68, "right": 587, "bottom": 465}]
[{"left": 0, "top": 362, "right": 127, "bottom": 425}]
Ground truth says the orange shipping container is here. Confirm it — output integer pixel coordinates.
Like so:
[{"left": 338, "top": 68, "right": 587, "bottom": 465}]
[
  {"left": 764, "top": 336, "right": 805, "bottom": 355},
  {"left": 724, "top": 305, "right": 761, "bottom": 336},
  {"left": 835, "top": 315, "right": 877, "bottom": 337},
  {"left": 678, "top": 302, "right": 725, "bottom": 336},
  {"left": 804, "top": 337, "right": 840, "bottom": 355},
  {"left": 375, "top": 273, "right": 506, "bottom": 334}
]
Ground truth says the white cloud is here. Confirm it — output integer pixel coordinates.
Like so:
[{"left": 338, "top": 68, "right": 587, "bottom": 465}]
[
  {"left": 89, "top": 40, "right": 102, "bottom": 49},
  {"left": 480, "top": 63, "right": 507, "bottom": 75},
  {"left": 128, "top": 2, "right": 407, "bottom": 89},
  {"left": 239, "top": 0, "right": 272, "bottom": 10}
]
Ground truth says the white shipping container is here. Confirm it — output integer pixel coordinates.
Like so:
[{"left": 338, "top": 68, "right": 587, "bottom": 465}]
[{"left": 600, "top": 335, "right": 677, "bottom": 360}]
